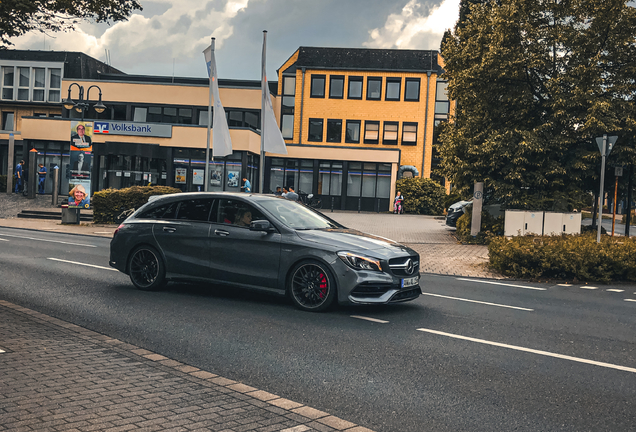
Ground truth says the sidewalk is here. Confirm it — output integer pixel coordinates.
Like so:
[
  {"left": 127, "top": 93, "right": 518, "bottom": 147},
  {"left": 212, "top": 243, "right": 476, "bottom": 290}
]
[{"left": 0, "top": 300, "right": 372, "bottom": 432}]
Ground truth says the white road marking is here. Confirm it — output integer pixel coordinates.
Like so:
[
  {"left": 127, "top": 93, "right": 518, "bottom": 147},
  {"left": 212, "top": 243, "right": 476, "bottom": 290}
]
[
  {"left": 0, "top": 349, "right": 5, "bottom": 353},
  {"left": 0, "top": 238, "right": 8, "bottom": 241},
  {"left": 606, "top": 289, "right": 624, "bottom": 292},
  {"left": 47, "top": 258, "right": 118, "bottom": 271},
  {"left": 421, "top": 292, "right": 533, "bottom": 311},
  {"left": 580, "top": 286, "right": 598, "bottom": 290},
  {"left": 456, "top": 278, "right": 547, "bottom": 291},
  {"left": 625, "top": 299, "right": 636, "bottom": 303},
  {"left": 558, "top": 284, "right": 573, "bottom": 287},
  {"left": 0, "top": 233, "right": 96, "bottom": 247},
  {"left": 417, "top": 328, "right": 636, "bottom": 374},
  {"left": 350, "top": 315, "right": 389, "bottom": 324}
]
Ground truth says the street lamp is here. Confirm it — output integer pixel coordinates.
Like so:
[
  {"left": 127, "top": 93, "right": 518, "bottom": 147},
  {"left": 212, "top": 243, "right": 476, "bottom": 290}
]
[{"left": 62, "top": 83, "right": 107, "bottom": 120}]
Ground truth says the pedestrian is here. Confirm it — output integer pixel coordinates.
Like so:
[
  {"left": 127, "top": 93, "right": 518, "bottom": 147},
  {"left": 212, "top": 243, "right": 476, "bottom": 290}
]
[
  {"left": 285, "top": 186, "right": 299, "bottom": 201},
  {"left": 241, "top": 177, "right": 251, "bottom": 193},
  {"left": 281, "top": 187, "right": 288, "bottom": 198},
  {"left": 274, "top": 186, "right": 282, "bottom": 196},
  {"left": 38, "top": 163, "right": 47, "bottom": 194},
  {"left": 14, "top": 160, "right": 22, "bottom": 193}
]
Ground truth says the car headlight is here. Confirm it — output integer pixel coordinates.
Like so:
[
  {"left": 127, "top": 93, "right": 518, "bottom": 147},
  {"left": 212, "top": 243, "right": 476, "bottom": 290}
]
[{"left": 337, "top": 252, "right": 382, "bottom": 272}]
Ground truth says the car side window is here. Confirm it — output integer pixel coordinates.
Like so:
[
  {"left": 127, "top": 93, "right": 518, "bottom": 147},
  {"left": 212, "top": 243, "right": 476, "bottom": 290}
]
[
  {"left": 217, "top": 199, "right": 265, "bottom": 228},
  {"left": 175, "top": 199, "right": 214, "bottom": 222},
  {"left": 138, "top": 202, "right": 178, "bottom": 219}
]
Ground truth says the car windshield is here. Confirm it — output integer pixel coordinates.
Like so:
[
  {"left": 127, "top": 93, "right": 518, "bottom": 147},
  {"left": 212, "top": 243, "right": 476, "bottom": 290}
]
[{"left": 259, "top": 199, "right": 341, "bottom": 230}]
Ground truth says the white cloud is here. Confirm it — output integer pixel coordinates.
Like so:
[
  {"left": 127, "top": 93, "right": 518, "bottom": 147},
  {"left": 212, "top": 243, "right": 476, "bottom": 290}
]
[
  {"left": 364, "top": 0, "right": 460, "bottom": 49},
  {"left": 11, "top": 0, "right": 250, "bottom": 72}
]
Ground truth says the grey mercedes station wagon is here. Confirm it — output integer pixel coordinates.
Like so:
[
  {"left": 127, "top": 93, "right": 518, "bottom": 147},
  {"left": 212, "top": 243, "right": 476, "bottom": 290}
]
[{"left": 109, "top": 192, "right": 421, "bottom": 312}]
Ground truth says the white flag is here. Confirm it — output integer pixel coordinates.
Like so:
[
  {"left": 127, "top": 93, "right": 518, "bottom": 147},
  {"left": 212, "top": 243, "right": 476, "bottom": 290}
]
[
  {"left": 203, "top": 44, "right": 232, "bottom": 157},
  {"left": 261, "top": 33, "right": 287, "bottom": 155}
]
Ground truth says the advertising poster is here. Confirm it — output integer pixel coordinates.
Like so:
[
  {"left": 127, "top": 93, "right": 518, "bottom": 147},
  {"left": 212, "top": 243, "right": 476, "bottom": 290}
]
[
  {"left": 210, "top": 164, "right": 222, "bottom": 186},
  {"left": 68, "top": 179, "right": 91, "bottom": 209},
  {"left": 70, "top": 121, "right": 93, "bottom": 180},
  {"left": 175, "top": 168, "right": 187, "bottom": 184},
  {"left": 192, "top": 169, "right": 204, "bottom": 185},
  {"left": 227, "top": 170, "right": 239, "bottom": 187}
]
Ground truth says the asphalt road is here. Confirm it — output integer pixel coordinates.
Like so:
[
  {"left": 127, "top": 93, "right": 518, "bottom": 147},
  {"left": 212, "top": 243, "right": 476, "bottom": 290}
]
[{"left": 1, "top": 227, "right": 635, "bottom": 432}]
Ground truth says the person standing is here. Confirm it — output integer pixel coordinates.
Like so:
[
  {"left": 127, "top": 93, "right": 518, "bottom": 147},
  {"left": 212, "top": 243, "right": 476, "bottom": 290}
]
[
  {"left": 14, "top": 160, "right": 22, "bottom": 193},
  {"left": 285, "top": 186, "right": 299, "bottom": 201},
  {"left": 38, "top": 163, "right": 47, "bottom": 194},
  {"left": 241, "top": 177, "right": 251, "bottom": 193}
]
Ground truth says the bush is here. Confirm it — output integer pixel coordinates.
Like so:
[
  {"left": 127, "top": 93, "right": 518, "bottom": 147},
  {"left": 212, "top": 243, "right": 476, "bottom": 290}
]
[
  {"left": 488, "top": 233, "right": 636, "bottom": 282},
  {"left": 443, "top": 190, "right": 464, "bottom": 211},
  {"left": 455, "top": 206, "right": 504, "bottom": 244},
  {"left": 395, "top": 177, "right": 446, "bottom": 215},
  {"left": 92, "top": 185, "right": 181, "bottom": 224}
]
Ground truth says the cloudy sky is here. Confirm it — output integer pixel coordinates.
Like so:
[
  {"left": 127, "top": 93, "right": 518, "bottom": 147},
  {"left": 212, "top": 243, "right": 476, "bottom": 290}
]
[{"left": 11, "top": 0, "right": 460, "bottom": 81}]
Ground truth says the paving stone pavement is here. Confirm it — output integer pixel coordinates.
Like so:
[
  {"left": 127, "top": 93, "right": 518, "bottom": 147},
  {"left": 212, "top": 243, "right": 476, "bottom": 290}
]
[{"left": 0, "top": 300, "right": 374, "bottom": 432}]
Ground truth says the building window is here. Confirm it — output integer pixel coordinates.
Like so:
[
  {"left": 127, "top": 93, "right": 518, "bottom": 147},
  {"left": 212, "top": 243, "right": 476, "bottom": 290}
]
[
  {"left": 329, "top": 76, "right": 344, "bottom": 99},
  {"left": 383, "top": 122, "right": 398, "bottom": 145},
  {"left": 244, "top": 111, "right": 259, "bottom": 130},
  {"left": 345, "top": 120, "right": 361, "bottom": 143},
  {"left": 385, "top": 78, "right": 401, "bottom": 101},
  {"left": 308, "top": 118, "right": 323, "bottom": 141},
  {"left": 48, "top": 68, "right": 61, "bottom": 102},
  {"left": 281, "top": 75, "right": 295, "bottom": 139},
  {"left": 326, "top": 119, "right": 342, "bottom": 143},
  {"left": 283, "top": 76, "right": 296, "bottom": 96},
  {"left": 228, "top": 110, "right": 243, "bottom": 127},
  {"left": 366, "top": 77, "right": 382, "bottom": 100},
  {"left": 33, "top": 68, "right": 45, "bottom": 102},
  {"left": 2, "top": 66, "right": 14, "bottom": 100},
  {"left": 364, "top": 121, "right": 379, "bottom": 144},
  {"left": 147, "top": 106, "right": 162, "bottom": 122},
  {"left": 435, "top": 81, "right": 450, "bottom": 117},
  {"left": 402, "top": 122, "right": 418, "bottom": 145},
  {"left": 282, "top": 115, "right": 294, "bottom": 139},
  {"left": 310, "top": 75, "right": 325, "bottom": 98},
  {"left": 348, "top": 76, "right": 363, "bottom": 99},
  {"left": 17, "top": 67, "right": 30, "bottom": 101},
  {"left": 405, "top": 78, "right": 420, "bottom": 101},
  {"left": 2, "top": 112, "right": 14, "bottom": 131}
]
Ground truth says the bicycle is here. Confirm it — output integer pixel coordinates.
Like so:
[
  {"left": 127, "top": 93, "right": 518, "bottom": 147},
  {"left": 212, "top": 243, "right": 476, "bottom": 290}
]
[
  {"left": 299, "top": 193, "right": 322, "bottom": 209},
  {"left": 116, "top": 207, "right": 135, "bottom": 222}
]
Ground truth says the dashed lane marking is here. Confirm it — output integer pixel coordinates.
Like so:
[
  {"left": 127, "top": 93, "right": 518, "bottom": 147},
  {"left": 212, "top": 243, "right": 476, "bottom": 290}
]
[
  {"left": 417, "top": 328, "right": 636, "bottom": 374},
  {"left": 0, "top": 238, "right": 8, "bottom": 241},
  {"left": 625, "top": 299, "right": 636, "bottom": 303},
  {"left": 580, "top": 286, "right": 598, "bottom": 290},
  {"left": 456, "top": 278, "right": 547, "bottom": 291},
  {"left": 558, "top": 283, "right": 573, "bottom": 287},
  {"left": 0, "top": 233, "right": 96, "bottom": 247},
  {"left": 607, "top": 289, "right": 625, "bottom": 293},
  {"left": 47, "top": 258, "right": 118, "bottom": 271},
  {"left": 421, "top": 292, "right": 534, "bottom": 311},
  {"left": 350, "top": 315, "right": 389, "bottom": 324}
]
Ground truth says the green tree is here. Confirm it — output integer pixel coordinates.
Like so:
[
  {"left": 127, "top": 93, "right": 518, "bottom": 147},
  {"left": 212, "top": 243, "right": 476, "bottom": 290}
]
[
  {"left": 0, "top": 0, "right": 142, "bottom": 46},
  {"left": 439, "top": 0, "right": 636, "bottom": 210}
]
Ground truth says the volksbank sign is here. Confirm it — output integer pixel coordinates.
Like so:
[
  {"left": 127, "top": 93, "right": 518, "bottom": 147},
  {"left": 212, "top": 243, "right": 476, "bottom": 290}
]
[{"left": 94, "top": 121, "right": 172, "bottom": 138}]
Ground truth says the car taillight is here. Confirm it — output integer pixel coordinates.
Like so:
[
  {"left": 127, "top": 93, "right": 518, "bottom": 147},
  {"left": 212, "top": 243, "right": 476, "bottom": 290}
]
[{"left": 113, "top": 224, "right": 124, "bottom": 236}]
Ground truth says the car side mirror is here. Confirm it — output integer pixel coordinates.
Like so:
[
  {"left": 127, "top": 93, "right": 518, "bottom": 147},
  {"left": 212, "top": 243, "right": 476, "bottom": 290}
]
[{"left": 250, "top": 219, "right": 273, "bottom": 232}]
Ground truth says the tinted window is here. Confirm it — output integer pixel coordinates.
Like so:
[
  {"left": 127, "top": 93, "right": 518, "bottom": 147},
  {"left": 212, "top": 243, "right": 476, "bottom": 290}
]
[
  {"left": 176, "top": 199, "right": 213, "bottom": 221},
  {"left": 139, "top": 202, "right": 178, "bottom": 219}
]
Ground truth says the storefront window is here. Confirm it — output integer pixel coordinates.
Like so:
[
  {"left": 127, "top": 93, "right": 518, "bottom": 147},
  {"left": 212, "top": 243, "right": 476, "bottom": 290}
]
[
  {"left": 269, "top": 158, "right": 284, "bottom": 194},
  {"left": 299, "top": 160, "right": 313, "bottom": 195},
  {"left": 377, "top": 164, "right": 391, "bottom": 198},
  {"left": 347, "top": 162, "right": 362, "bottom": 197},
  {"left": 362, "top": 163, "right": 377, "bottom": 197}
]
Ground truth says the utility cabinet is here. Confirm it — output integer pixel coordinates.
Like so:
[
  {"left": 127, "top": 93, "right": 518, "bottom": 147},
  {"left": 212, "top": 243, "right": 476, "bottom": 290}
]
[{"left": 505, "top": 210, "right": 581, "bottom": 236}]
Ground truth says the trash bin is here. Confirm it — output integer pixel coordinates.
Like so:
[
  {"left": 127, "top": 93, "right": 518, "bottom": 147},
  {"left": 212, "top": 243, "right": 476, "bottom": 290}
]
[{"left": 61, "top": 204, "right": 80, "bottom": 224}]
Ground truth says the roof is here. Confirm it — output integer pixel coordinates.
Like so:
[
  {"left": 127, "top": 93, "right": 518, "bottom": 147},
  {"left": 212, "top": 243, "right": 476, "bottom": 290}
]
[
  {"left": 280, "top": 47, "right": 443, "bottom": 74},
  {"left": 97, "top": 73, "right": 278, "bottom": 93},
  {"left": 0, "top": 50, "right": 124, "bottom": 79}
]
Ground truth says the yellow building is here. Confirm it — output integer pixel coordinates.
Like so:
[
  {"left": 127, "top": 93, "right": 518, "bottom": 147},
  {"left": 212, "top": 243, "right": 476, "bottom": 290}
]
[{"left": 1, "top": 47, "right": 450, "bottom": 211}]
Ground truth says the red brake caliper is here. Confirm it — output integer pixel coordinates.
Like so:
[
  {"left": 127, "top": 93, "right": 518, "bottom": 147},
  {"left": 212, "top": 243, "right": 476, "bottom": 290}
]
[{"left": 318, "top": 273, "right": 327, "bottom": 299}]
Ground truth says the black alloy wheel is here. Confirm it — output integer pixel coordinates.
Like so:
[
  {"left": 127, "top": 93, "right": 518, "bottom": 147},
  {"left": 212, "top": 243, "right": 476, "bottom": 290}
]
[
  {"left": 289, "top": 261, "right": 336, "bottom": 312},
  {"left": 128, "top": 246, "right": 166, "bottom": 291}
]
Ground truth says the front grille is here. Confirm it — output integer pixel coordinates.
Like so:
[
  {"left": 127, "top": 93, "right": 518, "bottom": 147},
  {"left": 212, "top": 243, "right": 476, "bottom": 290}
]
[
  {"left": 350, "top": 283, "right": 393, "bottom": 298},
  {"left": 388, "top": 256, "right": 420, "bottom": 277},
  {"left": 391, "top": 287, "right": 422, "bottom": 302}
]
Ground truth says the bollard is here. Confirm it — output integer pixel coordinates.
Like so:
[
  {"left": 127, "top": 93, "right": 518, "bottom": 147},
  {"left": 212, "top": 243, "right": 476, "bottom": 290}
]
[
  {"left": 52, "top": 167, "right": 59, "bottom": 206},
  {"left": 358, "top": 198, "right": 361, "bottom": 213},
  {"left": 331, "top": 197, "right": 334, "bottom": 213},
  {"left": 377, "top": 198, "right": 380, "bottom": 213}
]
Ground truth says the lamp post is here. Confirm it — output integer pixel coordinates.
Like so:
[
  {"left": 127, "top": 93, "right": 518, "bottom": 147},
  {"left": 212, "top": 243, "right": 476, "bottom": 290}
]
[{"left": 62, "top": 83, "right": 107, "bottom": 120}]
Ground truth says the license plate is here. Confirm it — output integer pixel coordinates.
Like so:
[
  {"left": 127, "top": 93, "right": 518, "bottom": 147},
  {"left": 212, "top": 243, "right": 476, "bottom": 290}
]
[{"left": 401, "top": 276, "right": 419, "bottom": 288}]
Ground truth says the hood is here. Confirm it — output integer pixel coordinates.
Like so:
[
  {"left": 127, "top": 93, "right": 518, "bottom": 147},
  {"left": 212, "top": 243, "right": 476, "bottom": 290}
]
[
  {"left": 449, "top": 200, "right": 472, "bottom": 210},
  {"left": 295, "top": 228, "right": 416, "bottom": 258}
]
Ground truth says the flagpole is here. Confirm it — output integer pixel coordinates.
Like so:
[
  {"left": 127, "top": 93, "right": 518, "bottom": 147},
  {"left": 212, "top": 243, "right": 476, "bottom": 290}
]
[
  {"left": 204, "top": 37, "right": 214, "bottom": 192},
  {"left": 259, "top": 30, "right": 267, "bottom": 194}
]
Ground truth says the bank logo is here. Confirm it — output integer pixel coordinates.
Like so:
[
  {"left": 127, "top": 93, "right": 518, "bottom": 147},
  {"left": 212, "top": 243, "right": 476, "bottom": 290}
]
[{"left": 94, "top": 122, "right": 110, "bottom": 134}]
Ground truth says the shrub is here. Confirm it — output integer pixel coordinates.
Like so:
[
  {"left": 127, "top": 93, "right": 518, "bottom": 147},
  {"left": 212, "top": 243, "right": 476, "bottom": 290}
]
[
  {"left": 443, "top": 190, "right": 463, "bottom": 211},
  {"left": 455, "top": 206, "right": 504, "bottom": 244},
  {"left": 92, "top": 185, "right": 181, "bottom": 224},
  {"left": 395, "top": 177, "right": 446, "bottom": 215},
  {"left": 488, "top": 233, "right": 636, "bottom": 282}
]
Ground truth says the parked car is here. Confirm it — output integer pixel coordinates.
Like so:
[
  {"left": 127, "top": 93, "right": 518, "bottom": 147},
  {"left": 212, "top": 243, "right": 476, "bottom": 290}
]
[
  {"left": 445, "top": 200, "right": 472, "bottom": 228},
  {"left": 109, "top": 192, "right": 422, "bottom": 312}
]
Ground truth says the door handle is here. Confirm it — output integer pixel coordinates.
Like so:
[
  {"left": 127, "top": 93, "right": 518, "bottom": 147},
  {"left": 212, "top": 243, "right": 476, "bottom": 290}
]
[
  {"left": 214, "top": 229, "right": 230, "bottom": 236},
  {"left": 163, "top": 226, "right": 177, "bottom": 233}
]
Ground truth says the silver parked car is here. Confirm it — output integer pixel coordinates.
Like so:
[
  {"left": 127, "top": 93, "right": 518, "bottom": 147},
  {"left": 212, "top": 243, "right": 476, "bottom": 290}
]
[{"left": 109, "top": 192, "right": 421, "bottom": 312}]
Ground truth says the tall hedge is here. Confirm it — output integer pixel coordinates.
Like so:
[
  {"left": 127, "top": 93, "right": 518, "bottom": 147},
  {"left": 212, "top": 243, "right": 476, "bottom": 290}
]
[
  {"left": 489, "top": 234, "right": 636, "bottom": 282},
  {"left": 92, "top": 185, "right": 181, "bottom": 224},
  {"left": 395, "top": 177, "right": 446, "bottom": 215}
]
